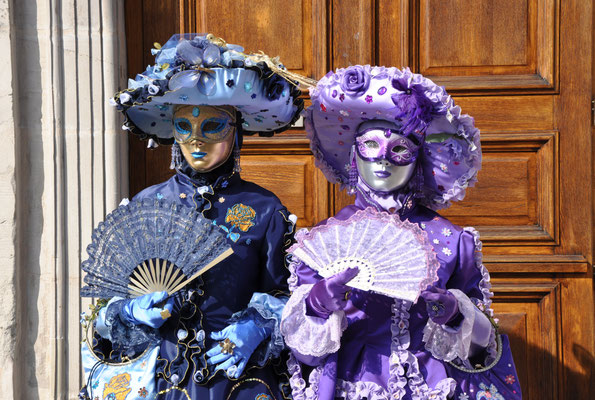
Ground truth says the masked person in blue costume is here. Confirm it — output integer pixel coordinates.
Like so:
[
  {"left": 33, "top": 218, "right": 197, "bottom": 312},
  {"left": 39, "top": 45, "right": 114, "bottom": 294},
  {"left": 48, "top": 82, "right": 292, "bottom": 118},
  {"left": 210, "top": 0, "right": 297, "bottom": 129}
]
[{"left": 81, "top": 34, "right": 308, "bottom": 400}]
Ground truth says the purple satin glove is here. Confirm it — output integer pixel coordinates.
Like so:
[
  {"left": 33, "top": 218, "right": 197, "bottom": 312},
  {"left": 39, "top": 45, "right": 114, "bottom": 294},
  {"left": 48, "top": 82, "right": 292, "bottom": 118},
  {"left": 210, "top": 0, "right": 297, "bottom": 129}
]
[
  {"left": 305, "top": 267, "right": 359, "bottom": 319},
  {"left": 420, "top": 286, "right": 461, "bottom": 326}
]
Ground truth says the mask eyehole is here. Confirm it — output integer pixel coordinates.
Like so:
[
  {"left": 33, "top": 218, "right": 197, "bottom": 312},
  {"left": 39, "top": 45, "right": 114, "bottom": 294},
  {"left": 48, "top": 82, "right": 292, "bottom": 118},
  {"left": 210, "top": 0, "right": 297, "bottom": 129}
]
[
  {"left": 391, "top": 145, "right": 408, "bottom": 154},
  {"left": 364, "top": 140, "right": 380, "bottom": 149}
]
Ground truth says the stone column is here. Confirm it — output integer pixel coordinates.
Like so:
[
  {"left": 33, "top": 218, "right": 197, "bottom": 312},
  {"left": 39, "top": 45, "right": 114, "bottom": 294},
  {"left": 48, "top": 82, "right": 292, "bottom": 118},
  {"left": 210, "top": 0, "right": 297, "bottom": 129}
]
[{"left": 4, "top": 0, "right": 128, "bottom": 398}]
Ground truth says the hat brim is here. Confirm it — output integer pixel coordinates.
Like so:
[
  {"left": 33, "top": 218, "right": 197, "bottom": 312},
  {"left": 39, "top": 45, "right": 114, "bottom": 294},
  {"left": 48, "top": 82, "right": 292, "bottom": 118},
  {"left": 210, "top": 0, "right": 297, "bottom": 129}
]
[{"left": 117, "top": 68, "right": 302, "bottom": 144}]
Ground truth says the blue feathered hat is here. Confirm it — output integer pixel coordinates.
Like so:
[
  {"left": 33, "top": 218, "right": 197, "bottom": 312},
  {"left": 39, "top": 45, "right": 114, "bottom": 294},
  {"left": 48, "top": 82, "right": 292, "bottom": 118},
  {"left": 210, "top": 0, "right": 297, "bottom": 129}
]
[{"left": 112, "top": 33, "right": 313, "bottom": 144}]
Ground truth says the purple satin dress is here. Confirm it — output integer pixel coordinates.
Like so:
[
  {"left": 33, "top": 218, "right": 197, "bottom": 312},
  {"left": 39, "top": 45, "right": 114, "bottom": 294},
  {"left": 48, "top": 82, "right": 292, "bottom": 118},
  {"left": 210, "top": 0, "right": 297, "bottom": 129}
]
[{"left": 281, "top": 193, "right": 522, "bottom": 400}]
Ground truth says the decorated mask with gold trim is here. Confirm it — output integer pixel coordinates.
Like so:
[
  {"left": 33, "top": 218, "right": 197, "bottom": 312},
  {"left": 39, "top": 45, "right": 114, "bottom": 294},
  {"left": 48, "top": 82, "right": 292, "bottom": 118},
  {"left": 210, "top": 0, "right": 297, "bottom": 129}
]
[{"left": 173, "top": 105, "right": 236, "bottom": 172}]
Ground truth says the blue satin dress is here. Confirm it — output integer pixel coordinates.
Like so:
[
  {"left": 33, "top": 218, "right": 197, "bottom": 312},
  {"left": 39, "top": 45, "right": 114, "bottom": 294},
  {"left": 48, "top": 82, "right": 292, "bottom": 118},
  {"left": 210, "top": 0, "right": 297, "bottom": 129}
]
[{"left": 92, "top": 169, "right": 295, "bottom": 400}]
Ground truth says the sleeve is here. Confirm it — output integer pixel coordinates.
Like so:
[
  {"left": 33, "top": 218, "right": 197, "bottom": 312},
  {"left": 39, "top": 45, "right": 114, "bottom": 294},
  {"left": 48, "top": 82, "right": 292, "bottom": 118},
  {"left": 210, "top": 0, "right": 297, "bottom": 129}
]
[
  {"left": 422, "top": 228, "right": 496, "bottom": 364},
  {"left": 259, "top": 208, "right": 295, "bottom": 296},
  {"left": 227, "top": 207, "right": 296, "bottom": 365},
  {"left": 280, "top": 259, "right": 348, "bottom": 365}
]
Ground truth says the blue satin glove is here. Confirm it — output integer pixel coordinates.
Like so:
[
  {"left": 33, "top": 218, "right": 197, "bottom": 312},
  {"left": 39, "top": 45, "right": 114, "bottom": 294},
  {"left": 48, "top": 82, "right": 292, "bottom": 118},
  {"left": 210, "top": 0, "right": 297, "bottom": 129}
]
[
  {"left": 205, "top": 319, "right": 271, "bottom": 378},
  {"left": 120, "top": 291, "right": 174, "bottom": 329}
]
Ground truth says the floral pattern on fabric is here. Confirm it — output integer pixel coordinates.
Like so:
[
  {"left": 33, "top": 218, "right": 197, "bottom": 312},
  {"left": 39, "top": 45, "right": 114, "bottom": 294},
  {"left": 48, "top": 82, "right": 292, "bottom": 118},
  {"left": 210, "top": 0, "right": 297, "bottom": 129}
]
[{"left": 225, "top": 203, "right": 256, "bottom": 232}]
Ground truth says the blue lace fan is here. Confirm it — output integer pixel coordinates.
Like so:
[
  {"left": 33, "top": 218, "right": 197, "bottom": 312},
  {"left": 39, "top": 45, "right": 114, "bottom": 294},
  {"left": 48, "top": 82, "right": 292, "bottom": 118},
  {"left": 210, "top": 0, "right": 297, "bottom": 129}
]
[{"left": 80, "top": 199, "right": 234, "bottom": 298}]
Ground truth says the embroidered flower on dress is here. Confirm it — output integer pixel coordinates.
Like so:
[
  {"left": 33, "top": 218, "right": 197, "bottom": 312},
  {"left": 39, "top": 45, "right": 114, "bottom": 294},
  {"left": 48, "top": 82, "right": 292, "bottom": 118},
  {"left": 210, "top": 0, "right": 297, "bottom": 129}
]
[
  {"left": 138, "top": 387, "right": 148, "bottom": 398},
  {"left": 225, "top": 203, "right": 256, "bottom": 232},
  {"left": 442, "top": 247, "right": 452, "bottom": 256},
  {"left": 179, "top": 193, "right": 187, "bottom": 199},
  {"left": 441, "top": 227, "right": 452, "bottom": 237},
  {"left": 505, "top": 375, "right": 516, "bottom": 384},
  {"left": 476, "top": 383, "right": 505, "bottom": 400},
  {"left": 433, "top": 238, "right": 440, "bottom": 244},
  {"left": 458, "top": 393, "right": 469, "bottom": 400}
]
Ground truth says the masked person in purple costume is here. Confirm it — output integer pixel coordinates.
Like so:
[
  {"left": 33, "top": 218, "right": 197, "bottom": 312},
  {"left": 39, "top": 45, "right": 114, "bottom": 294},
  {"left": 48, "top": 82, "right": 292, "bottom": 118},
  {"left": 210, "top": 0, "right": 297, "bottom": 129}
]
[
  {"left": 280, "top": 66, "right": 522, "bottom": 400},
  {"left": 81, "top": 34, "right": 308, "bottom": 400}
]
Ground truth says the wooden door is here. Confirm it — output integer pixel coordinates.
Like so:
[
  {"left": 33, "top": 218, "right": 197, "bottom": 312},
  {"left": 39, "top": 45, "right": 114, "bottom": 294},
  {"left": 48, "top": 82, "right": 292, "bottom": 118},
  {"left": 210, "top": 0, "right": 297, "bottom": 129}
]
[{"left": 125, "top": 1, "right": 593, "bottom": 398}]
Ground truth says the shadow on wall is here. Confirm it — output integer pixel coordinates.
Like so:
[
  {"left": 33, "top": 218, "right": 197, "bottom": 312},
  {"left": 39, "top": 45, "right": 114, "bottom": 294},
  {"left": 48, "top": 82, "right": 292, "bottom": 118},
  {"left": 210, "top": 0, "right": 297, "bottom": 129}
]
[
  {"left": 13, "top": 0, "right": 43, "bottom": 398},
  {"left": 499, "top": 312, "right": 594, "bottom": 399}
]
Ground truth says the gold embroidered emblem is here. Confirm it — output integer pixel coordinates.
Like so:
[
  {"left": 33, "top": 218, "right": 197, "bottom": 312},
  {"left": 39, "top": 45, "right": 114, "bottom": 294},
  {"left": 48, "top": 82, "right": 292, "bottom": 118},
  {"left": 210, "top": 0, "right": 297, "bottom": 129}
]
[
  {"left": 225, "top": 204, "right": 256, "bottom": 232},
  {"left": 103, "top": 372, "right": 132, "bottom": 400}
]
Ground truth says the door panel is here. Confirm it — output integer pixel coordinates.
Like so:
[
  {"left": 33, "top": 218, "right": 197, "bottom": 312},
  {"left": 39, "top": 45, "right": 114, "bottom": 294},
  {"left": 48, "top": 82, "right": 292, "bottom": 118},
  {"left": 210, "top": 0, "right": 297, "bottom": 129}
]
[{"left": 125, "top": 1, "right": 593, "bottom": 398}]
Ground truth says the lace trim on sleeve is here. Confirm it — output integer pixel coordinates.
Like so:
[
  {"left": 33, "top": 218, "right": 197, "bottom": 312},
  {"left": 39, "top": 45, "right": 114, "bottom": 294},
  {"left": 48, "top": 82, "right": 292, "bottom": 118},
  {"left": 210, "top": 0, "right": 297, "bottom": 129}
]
[
  {"left": 104, "top": 299, "right": 160, "bottom": 356},
  {"left": 228, "top": 292, "right": 288, "bottom": 366},
  {"left": 463, "top": 227, "right": 494, "bottom": 316},
  {"left": 422, "top": 289, "right": 479, "bottom": 362},
  {"left": 281, "top": 284, "right": 347, "bottom": 357}
]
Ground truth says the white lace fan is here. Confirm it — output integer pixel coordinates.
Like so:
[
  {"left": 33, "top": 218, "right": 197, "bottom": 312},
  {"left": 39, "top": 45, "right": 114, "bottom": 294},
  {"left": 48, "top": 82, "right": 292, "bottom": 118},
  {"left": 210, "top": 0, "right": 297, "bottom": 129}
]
[
  {"left": 289, "top": 207, "right": 439, "bottom": 302},
  {"left": 81, "top": 199, "right": 233, "bottom": 299}
]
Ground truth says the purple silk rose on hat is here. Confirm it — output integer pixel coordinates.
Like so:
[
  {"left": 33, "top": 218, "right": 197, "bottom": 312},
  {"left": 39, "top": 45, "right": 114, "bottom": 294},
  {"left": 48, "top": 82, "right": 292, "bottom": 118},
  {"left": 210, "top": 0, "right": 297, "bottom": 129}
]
[
  {"left": 340, "top": 66, "right": 371, "bottom": 97},
  {"left": 391, "top": 75, "right": 437, "bottom": 136}
]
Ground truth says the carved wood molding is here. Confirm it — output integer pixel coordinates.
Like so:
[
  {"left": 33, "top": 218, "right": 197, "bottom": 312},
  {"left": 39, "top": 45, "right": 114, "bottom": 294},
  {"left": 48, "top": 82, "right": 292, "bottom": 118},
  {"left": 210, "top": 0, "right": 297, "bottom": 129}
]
[
  {"left": 491, "top": 280, "right": 561, "bottom": 399},
  {"left": 179, "top": 0, "right": 327, "bottom": 79},
  {"left": 484, "top": 254, "right": 589, "bottom": 274},
  {"left": 492, "top": 280, "right": 560, "bottom": 301},
  {"left": 444, "top": 131, "right": 558, "bottom": 246},
  {"left": 415, "top": 0, "right": 559, "bottom": 94}
]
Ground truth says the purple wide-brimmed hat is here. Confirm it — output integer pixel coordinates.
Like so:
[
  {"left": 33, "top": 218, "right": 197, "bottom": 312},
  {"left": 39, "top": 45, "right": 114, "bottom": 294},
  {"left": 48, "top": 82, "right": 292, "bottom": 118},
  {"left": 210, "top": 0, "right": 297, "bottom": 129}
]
[
  {"left": 305, "top": 66, "right": 481, "bottom": 210},
  {"left": 112, "top": 33, "right": 312, "bottom": 144}
]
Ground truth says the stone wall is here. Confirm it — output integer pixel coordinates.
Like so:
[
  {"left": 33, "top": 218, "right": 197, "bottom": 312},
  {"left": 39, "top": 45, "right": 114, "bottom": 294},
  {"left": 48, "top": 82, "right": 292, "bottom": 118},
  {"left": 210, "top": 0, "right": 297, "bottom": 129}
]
[{"left": 2, "top": 1, "right": 128, "bottom": 398}]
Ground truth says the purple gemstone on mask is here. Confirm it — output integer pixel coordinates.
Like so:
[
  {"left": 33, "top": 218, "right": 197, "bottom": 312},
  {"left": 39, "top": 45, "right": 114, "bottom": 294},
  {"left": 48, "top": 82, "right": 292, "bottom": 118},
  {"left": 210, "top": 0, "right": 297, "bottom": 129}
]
[
  {"left": 332, "top": 90, "right": 338, "bottom": 98},
  {"left": 378, "top": 86, "right": 387, "bottom": 95}
]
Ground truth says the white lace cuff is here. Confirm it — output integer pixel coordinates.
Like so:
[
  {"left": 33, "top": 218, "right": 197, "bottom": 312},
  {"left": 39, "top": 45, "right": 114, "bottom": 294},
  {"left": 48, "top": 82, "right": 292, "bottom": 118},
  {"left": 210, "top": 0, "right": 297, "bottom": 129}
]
[
  {"left": 281, "top": 284, "right": 347, "bottom": 357},
  {"left": 422, "top": 289, "right": 493, "bottom": 361}
]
